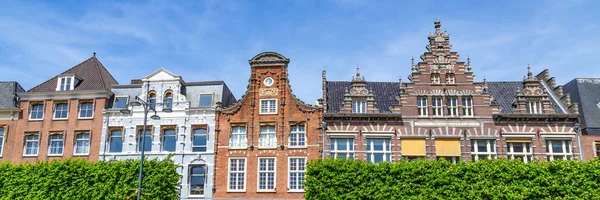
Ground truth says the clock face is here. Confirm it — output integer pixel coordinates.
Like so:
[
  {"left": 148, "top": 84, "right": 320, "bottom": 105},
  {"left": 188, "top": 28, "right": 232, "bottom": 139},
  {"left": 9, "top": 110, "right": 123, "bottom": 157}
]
[{"left": 264, "top": 77, "right": 274, "bottom": 86}]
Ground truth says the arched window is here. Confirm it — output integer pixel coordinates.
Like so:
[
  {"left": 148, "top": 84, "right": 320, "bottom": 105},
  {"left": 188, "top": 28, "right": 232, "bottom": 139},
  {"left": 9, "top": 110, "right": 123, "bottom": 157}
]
[
  {"left": 148, "top": 91, "right": 157, "bottom": 109},
  {"left": 164, "top": 91, "right": 173, "bottom": 110}
]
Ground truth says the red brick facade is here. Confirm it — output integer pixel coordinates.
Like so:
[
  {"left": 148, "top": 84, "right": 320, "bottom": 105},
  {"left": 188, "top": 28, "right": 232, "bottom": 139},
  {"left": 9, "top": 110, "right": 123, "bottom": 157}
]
[{"left": 214, "top": 52, "right": 322, "bottom": 199}]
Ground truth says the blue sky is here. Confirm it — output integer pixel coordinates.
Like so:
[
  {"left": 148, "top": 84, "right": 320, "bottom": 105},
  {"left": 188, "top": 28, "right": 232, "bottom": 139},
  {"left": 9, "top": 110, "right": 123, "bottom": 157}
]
[{"left": 1, "top": 0, "right": 598, "bottom": 103}]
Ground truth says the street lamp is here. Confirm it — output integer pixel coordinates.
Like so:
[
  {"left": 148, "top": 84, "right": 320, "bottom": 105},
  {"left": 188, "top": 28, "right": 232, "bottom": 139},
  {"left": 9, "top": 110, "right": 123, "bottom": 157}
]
[{"left": 123, "top": 86, "right": 161, "bottom": 200}]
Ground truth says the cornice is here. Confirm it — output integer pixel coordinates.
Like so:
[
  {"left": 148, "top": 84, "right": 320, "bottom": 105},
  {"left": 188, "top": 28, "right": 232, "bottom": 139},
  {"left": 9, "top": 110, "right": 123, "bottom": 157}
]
[{"left": 17, "top": 90, "right": 113, "bottom": 101}]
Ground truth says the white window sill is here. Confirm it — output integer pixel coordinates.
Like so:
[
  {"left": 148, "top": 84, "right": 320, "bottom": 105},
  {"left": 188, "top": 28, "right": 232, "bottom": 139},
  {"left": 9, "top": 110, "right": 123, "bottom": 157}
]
[
  {"left": 187, "top": 195, "right": 205, "bottom": 198},
  {"left": 48, "top": 154, "right": 63, "bottom": 157},
  {"left": 257, "top": 190, "right": 276, "bottom": 193},
  {"left": 73, "top": 153, "right": 89, "bottom": 156},
  {"left": 53, "top": 118, "right": 68, "bottom": 121},
  {"left": 258, "top": 147, "right": 278, "bottom": 149},
  {"left": 258, "top": 113, "right": 277, "bottom": 115},
  {"left": 228, "top": 147, "right": 247, "bottom": 150},
  {"left": 78, "top": 117, "right": 94, "bottom": 120},
  {"left": 288, "top": 146, "right": 307, "bottom": 149},
  {"left": 23, "top": 154, "right": 38, "bottom": 157},
  {"left": 28, "top": 119, "right": 43, "bottom": 121},
  {"left": 287, "top": 189, "right": 305, "bottom": 193},
  {"left": 227, "top": 190, "right": 246, "bottom": 193}
]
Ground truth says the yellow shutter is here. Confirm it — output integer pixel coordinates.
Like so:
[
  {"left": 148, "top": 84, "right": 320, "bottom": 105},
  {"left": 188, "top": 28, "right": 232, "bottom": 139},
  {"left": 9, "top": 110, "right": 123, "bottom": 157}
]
[
  {"left": 401, "top": 138, "right": 426, "bottom": 156},
  {"left": 435, "top": 139, "right": 461, "bottom": 157},
  {"left": 505, "top": 138, "right": 532, "bottom": 143}
]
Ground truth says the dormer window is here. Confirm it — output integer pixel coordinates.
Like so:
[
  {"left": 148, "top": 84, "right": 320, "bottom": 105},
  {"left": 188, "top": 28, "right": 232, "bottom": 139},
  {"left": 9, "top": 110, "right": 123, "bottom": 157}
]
[
  {"left": 446, "top": 73, "right": 455, "bottom": 84},
  {"left": 58, "top": 77, "right": 74, "bottom": 91},
  {"left": 431, "top": 73, "right": 440, "bottom": 84},
  {"left": 526, "top": 101, "right": 542, "bottom": 114},
  {"left": 352, "top": 100, "right": 366, "bottom": 113}
]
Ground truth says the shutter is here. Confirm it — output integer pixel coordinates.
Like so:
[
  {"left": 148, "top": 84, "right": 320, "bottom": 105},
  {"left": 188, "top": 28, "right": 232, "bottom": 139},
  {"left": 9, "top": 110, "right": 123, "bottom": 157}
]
[
  {"left": 435, "top": 139, "right": 461, "bottom": 157},
  {"left": 401, "top": 138, "right": 426, "bottom": 156}
]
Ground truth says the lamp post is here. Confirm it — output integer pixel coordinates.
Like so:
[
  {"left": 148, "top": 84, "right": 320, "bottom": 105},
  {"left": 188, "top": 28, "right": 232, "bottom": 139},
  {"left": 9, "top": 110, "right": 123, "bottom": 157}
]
[{"left": 120, "top": 83, "right": 165, "bottom": 200}]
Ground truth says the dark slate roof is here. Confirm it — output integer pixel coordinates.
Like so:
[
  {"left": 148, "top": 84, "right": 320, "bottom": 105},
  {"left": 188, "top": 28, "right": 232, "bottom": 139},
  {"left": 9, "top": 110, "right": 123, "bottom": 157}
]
[
  {"left": 487, "top": 81, "right": 565, "bottom": 114},
  {"left": 326, "top": 81, "right": 399, "bottom": 113},
  {"left": 28, "top": 56, "right": 118, "bottom": 92},
  {"left": 563, "top": 78, "right": 600, "bottom": 130},
  {"left": 0, "top": 81, "right": 25, "bottom": 108}
]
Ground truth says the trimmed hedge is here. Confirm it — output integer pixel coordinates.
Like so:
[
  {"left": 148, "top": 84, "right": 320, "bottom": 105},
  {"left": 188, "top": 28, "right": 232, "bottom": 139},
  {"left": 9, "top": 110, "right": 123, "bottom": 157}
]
[
  {"left": 0, "top": 158, "right": 180, "bottom": 200},
  {"left": 305, "top": 158, "right": 600, "bottom": 199}
]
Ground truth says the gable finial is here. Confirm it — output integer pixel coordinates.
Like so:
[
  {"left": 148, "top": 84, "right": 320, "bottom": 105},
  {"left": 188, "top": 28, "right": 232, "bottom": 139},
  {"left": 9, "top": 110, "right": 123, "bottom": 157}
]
[
  {"left": 434, "top": 18, "right": 441, "bottom": 33},
  {"left": 466, "top": 55, "right": 472, "bottom": 72},
  {"left": 527, "top": 64, "right": 533, "bottom": 79},
  {"left": 93, "top": 52, "right": 96, "bottom": 57},
  {"left": 356, "top": 66, "right": 360, "bottom": 78},
  {"left": 411, "top": 57, "right": 418, "bottom": 73}
]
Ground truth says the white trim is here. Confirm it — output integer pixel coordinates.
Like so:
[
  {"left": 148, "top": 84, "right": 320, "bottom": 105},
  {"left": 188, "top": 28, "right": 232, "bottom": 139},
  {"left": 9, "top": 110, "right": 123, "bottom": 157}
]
[
  {"left": 188, "top": 164, "right": 207, "bottom": 197},
  {"left": 259, "top": 99, "right": 278, "bottom": 114},
  {"left": 431, "top": 97, "right": 443, "bottom": 116},
  {"left": 78, "top": 101, "right": 95, "bottom": 119},
  {"left": 594, "top": 141, "right": 600, "bottom": 158},
  {"left": 263, "top": 77, "right": 274, "bottom": 87},
  {"left": 23, "top": 134, "right": 40, "bottom": 156},
  {"left": 48, "top": 134, "right": 64, "bottom": 156},
  {"left": 330, "top": 138, "right": 355, "bottom": 159},
  {"left": 198, "top": 93, "right": 215, "bottom": 107},
  {"left": 288, "top": 124, "right": 307, "bottom": 148},
  {"left": 352, "top": 100, "right": 366, "bottom": 113},
  {"left": 545, "top": 139, "right": 573, "bottom": 161},
  {"left": 53, "top": 102, "right": 69, "bottom": 120},
  {"left": 446, "top": 97, "right": 458, "bottom": 117},
  {"left": 470, "top": 139, "right": 497, "bottom": 161},
  {"left": 258, "top": 125, "right": 277, "bottom": 148},
  {"left": 227, "top": 157, "right": 247, "bottom": 192},
  {"left": 256, "top": 157, "right": 276, "bottom": 192},
  {"left": 462, "top": 97, "right": 473, "bottom": 117},
  {"left": 229, "top": 126, "right": 248, "bottom": 149},
  {"left": 73, "top": 132, "right": 91, "bottom": 156},
  {"left": 0, "top": 126, "right": 5, "bottom": 157},
  {"left": 506, "top": 142, "right": 533, "bottom": 163},
  {"left": 28, "top": 103, "right": 45, "bottom": 121},
  {"left": 366, "top": 138, "right": 391, "bottom": 162},
  {"left": 417, "top": 97, "right": 428, "bottom": 116},
  {"left": 288, "top": 156, "right": 307, "bottom": 192}
]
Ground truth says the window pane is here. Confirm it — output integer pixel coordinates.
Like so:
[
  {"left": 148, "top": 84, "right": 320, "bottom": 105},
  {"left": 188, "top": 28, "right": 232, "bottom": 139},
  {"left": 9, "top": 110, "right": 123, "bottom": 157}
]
[
  {"left": 163, "top": 129, "right": 176, "bottom": 152},
  {"left": 199, "top": 94, "right": 213, "bottom": 107},
  {"left": 114, "top": 97, "right": 128, "bottom": 109},
  {"left": 109, "top": 130, "right": 123, "bottom": 153},
  {"left": 337, "top": 139, "right": 347, "bottom": 151},
  {"left": 478, "top": 141, "right": 487, "bottom": 152},
  {"left": 512, "top": 143, "right": 524, "bottom": 153}
]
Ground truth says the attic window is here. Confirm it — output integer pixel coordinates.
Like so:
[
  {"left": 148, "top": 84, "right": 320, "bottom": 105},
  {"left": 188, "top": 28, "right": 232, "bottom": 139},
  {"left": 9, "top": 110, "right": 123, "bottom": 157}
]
[
  {"left": 57, "top": 77, "right": 74, "bottom": 91},
  {"left": 597, "top": 102, "right": 600, "bottom": 110}
]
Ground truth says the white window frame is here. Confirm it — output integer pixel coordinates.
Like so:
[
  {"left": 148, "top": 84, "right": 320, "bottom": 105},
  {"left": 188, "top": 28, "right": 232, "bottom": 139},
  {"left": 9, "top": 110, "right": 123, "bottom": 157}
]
[
  {"left": 330, "top": 138, "right": 355, "bottom": 159},
  {"left": 258, "top": 125, "right": 277, "bottom": 149},
  {"left": 432, "top": 97, "right": 443, "bottom": 116},
  {"left": 259, "top": 99, "right": 278, "bottom": 114},
  {"left": 163, "top": 91, "right": 173, "bottom": 110},
  {"left": 352, "top": 99, "right": 366, "bottom": 113},
  {"left": 162, "top": 128, "right": 177, "bottom": 152},
  {"left": 288, "top": 157, "right": 307, "bottom": 192},
  {"left": 108, "top": 128, "right": 124, "bottom": 153},
  {"left": 447, "top": 97, "right": 458, "bottom": 117},
  {"left": 188, "top": 165, "right": 206, "bottom": 197},
  {"left": 23, "top": 134, "right": 39, "bottom": 156},
  {"left": 526, "top": 101, "right": 543, "bottom": 114},
  {"left": 431, "top": 73, "right": 440, "bottom": 84},
  {"left": 289, "top": 125, "right": 306, "bottom": 148},
  {"left": 595, "top": 141, "right": 600, "bottom": 158},
  {"left": 48, "top": 133, "right": 64, "bottom": 156},
  {"left": 227, "top": 157, "right": 247, "bottom": 192},
  {"left": 57, "top": 76, "right": 74, "bottom": 91},
  {"left": 192, "top": 127, "right": 207, "bottom": 152},
  {"left": 198, "top": 93, "right": 214, "bottom": 107},
  {"left": 0, "top": 126, "right": 5, "bottom": 157},
  {"left": 113, "top": 96, "right": 130, "bottom": 109},
  {"left": 462, "top": 97, "right": 473, "bottom": 117},
  {"left": 229, "top": 126, "right": 247, "bottom": 149},
  {"left": 366, "top": 138, "right": 392, "bottom": 162},
  {"left": 74, "top": 132, "right": 90, "bottom": 155},
  {"left": 257, "top": 157, "right": 276, "bottom": 192},
  {"left": 417, "top": 97, "right": 428, "bottom": 116},
  {"left": 507, "top": 142, "right": 533, "bottom": 163},
  {"left": 446, "top": 73, "right": 455, "bottom": 84},
  {"left": 546, "top": 140, "right": 573, "bottom": 161},
  {"left": 29, "top": 103, "right": 45, "bottom": 120},
  {"left": 78, "top": 101, "right": 94, "bottom": 119},
  {"left": 53, "top": 102, "right": 69, "bottom": 120},
  {"left": 470, "top": 139, "right": 496, "bottom": 161}
]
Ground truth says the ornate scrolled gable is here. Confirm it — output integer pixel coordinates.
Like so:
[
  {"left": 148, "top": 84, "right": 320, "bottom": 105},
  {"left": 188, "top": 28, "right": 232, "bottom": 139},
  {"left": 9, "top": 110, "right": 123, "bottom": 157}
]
[{"left": 248, "top": 52, "right": 290, "bottom": 67}]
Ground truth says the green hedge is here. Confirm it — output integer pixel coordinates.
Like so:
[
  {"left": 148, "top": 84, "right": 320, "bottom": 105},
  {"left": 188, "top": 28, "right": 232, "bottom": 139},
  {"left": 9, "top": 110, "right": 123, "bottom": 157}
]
[
  {"left": 0, "top": 158, "right": 180, "bottom": 200},
  {"left": 305, "top": 158, "right": 600, "bottom": 199}
]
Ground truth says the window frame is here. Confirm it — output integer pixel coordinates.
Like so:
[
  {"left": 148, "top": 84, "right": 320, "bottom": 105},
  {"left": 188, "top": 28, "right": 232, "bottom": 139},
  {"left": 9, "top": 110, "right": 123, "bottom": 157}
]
[
  {"left": 148, "top": 90, "right": 157, "bottom": 109},
  {"left": 227, "top": 157, "right": 247, "bottom": 192},
  {"left": 470, "top": 139, "right": 497, "bottom": 161},
  {"left": 53, "top": 102, "right": 69, "bottom": 120},
  {"left": 437, "top": 156, "right": 460, "bottom": 164},
  {"left": 74, "top": 131, "right": 91, "bottom": 156},
  {"left": 112, "top": 96, "right": 130, "bottom": 109},
  {"left": 595, "top": 141, "right": 600, "bottom": 158},
  {"left": 507, "top": 142, "right": 534, "bottom": 163},
  {"left": 289, "top": 124, "right": 307, "bottom": 148},
  {"left": 526, "top": 101, "right": 543, "bottom": 114},
  {"left": 192, "top": 126, "right": 207, "bottom": 152},
  {"left": 417, "top": 97, "right": 428, "bottom": 116},
  {"left": 48, "top": 132, "right": 64, "bottom": 156},
  {"left": 259, "top": 99, "right": 278, "bottom": 114},
  {"left": 0, "top": 126, "right": 5, "bottom": 157},
  {"left": 188, "top": 165, "right": 207, "bottom": 197},
  {"left": 161, "top": 128, "right": 177, "bottom": 152},
  {"left": 431, "top": 97, "right": 443, "bottom": 116},
  {"left": 288, "top": 157, "right": 307, "bottom": 192},
  {"left": 446, "top": 73, "right": 455, "bottom": 84},
  {"left": 29, "top": 103, "right": 45, "bottom": 121},
  {"left": 163, "top": 90, "right": 173, "bottom": 110},
  {"left": 352, "top": 99, "right": 367, "bottom": 113},
  {"left": 229, "top": 126, "right": 248, "bottom": 149},
  {"left": 198, "top": 93, "right": 215, "bottom": 107},
  {"left": 78, "top": 101, "right": 94, "bottom": 119},
  {"left": 366, "top": 138, "right": 392, "bottom": 162},
  {"left": 58, "top": 77, "right": 74, "bottom": 91},
  {"left": 329, "top": 138, "right": 355, "bottom": 159},
  {"left": 546, "top": 140, "right": 573, "bottom": 161},
  {"left": 462, "top": 97, "right": 473, "bottom": 117},
  {"left": 431, "top": 73, "right": 440, "bottom": 84},
  {"left": 258, "top": 125, "right": 277, "bottom": 149},
  {"left": 446, "top": 97, "right": 458, "bottom": 117},
  {"left": 137, "top": 127, "right": 153, "bottom": 152},
  {"left": 108, "top": 128, "right": 124, "bottom": 153},
  {"left": 23, "top": 133, "right": 40, "bottom": 156},
  {"left": 257, "top": 157, "right": 276, "bottom": 192}
]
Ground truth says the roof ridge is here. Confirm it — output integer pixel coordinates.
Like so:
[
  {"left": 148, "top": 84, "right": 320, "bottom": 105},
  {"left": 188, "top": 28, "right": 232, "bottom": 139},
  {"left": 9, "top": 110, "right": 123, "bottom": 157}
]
[
  {"left": 94, "top": 56, "right": 119, "bottom": 87},
  {"left": 28, "top": 56, "right": 96, "bottom": 92}
]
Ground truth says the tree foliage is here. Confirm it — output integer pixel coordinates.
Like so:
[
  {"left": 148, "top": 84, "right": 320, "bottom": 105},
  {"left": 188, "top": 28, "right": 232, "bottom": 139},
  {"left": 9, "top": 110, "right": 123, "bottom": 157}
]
[
  {"left": 305, "top": 158, "right": 600, "bottom": 199},
  {"left": 0, "top": 158, "right": 180, "bottom": 200}
]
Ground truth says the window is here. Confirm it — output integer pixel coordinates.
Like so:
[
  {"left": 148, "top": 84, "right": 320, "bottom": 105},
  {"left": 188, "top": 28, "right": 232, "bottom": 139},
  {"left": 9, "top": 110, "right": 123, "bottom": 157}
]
[
  {"left": 432, "top": 97, "right": 443, "bottom": 116},
  {"left": 189, "top": 165, "right": 206, "bottom": 196},
  {"left": 431, "top": 73, "right": 440, "bottom": 84},
  {"left": 401, "top": 138, "right": 426, "bottom": 158},
  {"left": 229, "top": 126, "right": 247, "bottom": 149},
  {"left": 260, "top": 99, "right": 277, "bottom": 114},
  {"left": 471, "top": 139, "right": 496, "bottom": 161},
  {"left": 58, "top": 77, "right": 73, "bottom": 91},
  {"left": 0, "top": 127, "right": 4, "bottom": 156},
  {"left": 54, "top": 103, "right": 69, "bottom": 119},
  {"left": 595, "top": 141, "right": 600, "bottom": 158},
  {"left": 352, "top": 100, "right": 366, "bottom": 113},
  {"left": 446, "top": 73, "right": 455, "bottom": 84},
  {"left": 447, "top": 97, "right": 458, "bottom": 116},
  {"left": 113, "top": 96, "right": 129, "bottom": 109},
  {"left": 437, "top": 156, "right": 460, "bottom": 164},
  {"left": 330, "top": 138, "right": 354, "bottom": 159},
  {"left": 526, "top": 101, "right": 543, "bottom": 114},
  {"left": 48, "top": 134, "right": 64, "bottom": 155},
  {"left": 199, "top": 94, "right": 214, "bottom": 107},
  {"left": 192, "top": 127, "right": 207, "bottom": 152},
  {"left": 257, "top": 158, "right": 276, "bottom": 191},
  {"left": 289, "top": 157, "right": 306, "bottom": 192},
  {"left": 546, "top": 140, "right": 572, "bottom": 161},
  {"left": 507, "top": 142, "right": 533, "bottom": 163},
  {"left": 75, "top": 132, "right": 90, "bottom": 155},
  {"left": 289, "top": 125, "right": 306, "bottom": 147},
  {"left": 30, "top": 104, "right": 44, "bottom": 120},
  {"left": 366, "top": 138, "right": 391, "bottom": 162},
  {"left": 108, "top": 129, "right": 123, "bottom": 153},
  {"left": 162, "top": 129, "right": 177, "bottom": 152},
  {"left": 264, "top": 77, "right": 274, "bottom": 86},
  {"left": 79, "top": 102, "right": 94, "bottom": 118},
  {"left": 148, "top": 91, "right": 157, "bottom": 109},
  {"left": 462, "top": 97, "right": 473, "bottom": 116},
  {"left": 259, "top": 126, "right": 277, "bottom": 148},
  {"left": 228, "top": 158, "right": 246, "bottom": 191},
  {"left": 24, "top": 134, "right": 39, "bottom": 156},
  {"left": 138, "top": 129, "right": 152, "bottom": 152},
  {"left": 417, "top": 97, "right": 428, "bottom": 116},
  {"left": 164, "top": 92, "right": 173, "bottom": 110}
]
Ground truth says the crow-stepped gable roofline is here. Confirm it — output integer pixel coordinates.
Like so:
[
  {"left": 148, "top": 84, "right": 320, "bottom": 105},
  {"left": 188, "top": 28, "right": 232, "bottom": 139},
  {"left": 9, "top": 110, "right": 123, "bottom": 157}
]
[{"left": 248, "top": 51, "right": 290, "bottom": 67}]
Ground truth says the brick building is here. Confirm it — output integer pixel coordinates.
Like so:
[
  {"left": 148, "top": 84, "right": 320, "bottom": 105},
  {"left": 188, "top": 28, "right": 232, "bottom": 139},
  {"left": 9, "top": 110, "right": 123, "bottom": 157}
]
[
  {"left": 214, "top": 52, "right": 322, "bottom": 199},
  {"left": 563, "top": 78, "right": 600, "bottom": 160},
  {"left": 323, "top": 20, "right": 581, "bottom": 163},
  {"left": 6, "top": 54, "right": 117, "bottom": 163},
  {"left": 0, "top": 81, "right": 25, "bottom": 161}
]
